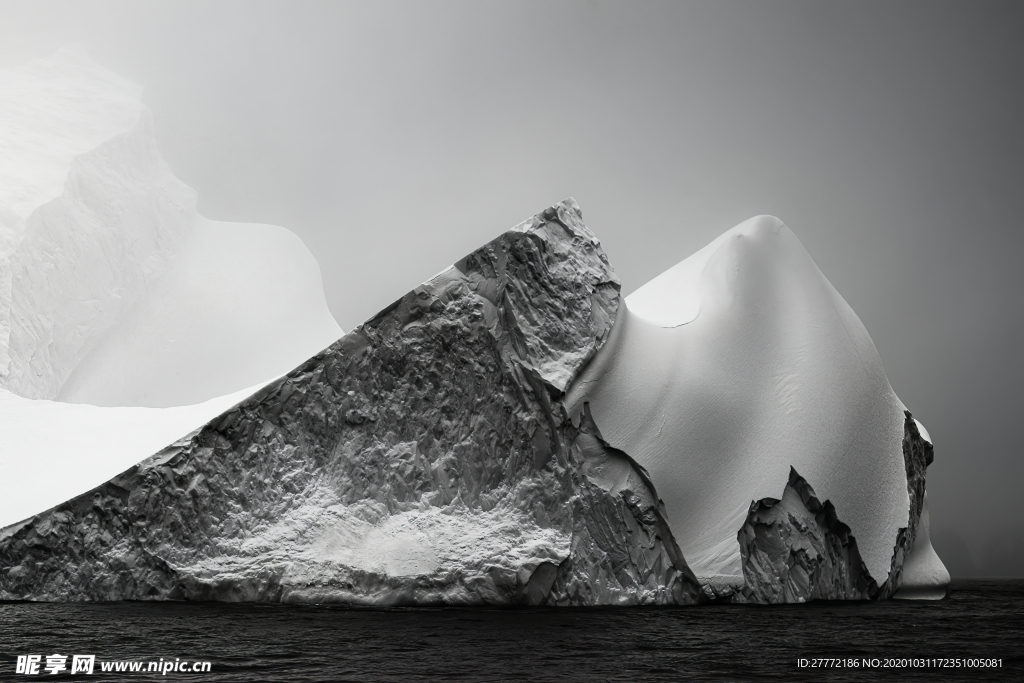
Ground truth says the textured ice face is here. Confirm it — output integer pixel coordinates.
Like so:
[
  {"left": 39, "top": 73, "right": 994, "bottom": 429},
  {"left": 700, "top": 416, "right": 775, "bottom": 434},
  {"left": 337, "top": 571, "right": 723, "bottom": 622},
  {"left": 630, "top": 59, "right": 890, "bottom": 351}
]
[
  {"left": 0, "top": 381, "right": 271, "bottom": 527},
  {"left": 0, "top": 48, "right": 185, "bottom": 390},
  {"left": 0, "top": 200, "right": 701, "bottom": 606},
  {"left": 567, "top": 215, "right": 911, "bottom": 585}
]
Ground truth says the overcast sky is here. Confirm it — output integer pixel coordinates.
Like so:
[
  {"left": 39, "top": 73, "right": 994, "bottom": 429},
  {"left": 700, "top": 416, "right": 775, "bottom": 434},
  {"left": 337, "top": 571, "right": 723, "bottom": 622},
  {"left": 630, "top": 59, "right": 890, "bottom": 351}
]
[{"left": 2, "top": 0, "right": 1021, "bottom": 576}]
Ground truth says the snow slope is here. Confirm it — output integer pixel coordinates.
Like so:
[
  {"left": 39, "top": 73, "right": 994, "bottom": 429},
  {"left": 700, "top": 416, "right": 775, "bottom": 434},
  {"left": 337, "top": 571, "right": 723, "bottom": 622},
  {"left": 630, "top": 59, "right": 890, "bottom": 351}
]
[
  {"left": 566, "top": 215, "right": 916, "bottom": 586},
  {"left": 0, "top": 47, "right": 342, "bottom": 407}
]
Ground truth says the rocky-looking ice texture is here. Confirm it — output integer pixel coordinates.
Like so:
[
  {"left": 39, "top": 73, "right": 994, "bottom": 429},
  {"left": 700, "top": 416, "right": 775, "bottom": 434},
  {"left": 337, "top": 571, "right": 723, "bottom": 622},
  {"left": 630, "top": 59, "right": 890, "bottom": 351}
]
[
  {"left": 736, "top": 412, "right": 934, "bottom": 602},
  {"left": 0, "top": 199, "right": 701, "bottom": 605},
  {"left": 0, "top": 47, "right": 341, "bottom": 407},
  {"left": 738, "top": 467, "right": 876, "bottom": 603},
  {"left": 0, "top": 381, "right": 271, "bottom": 528},
  {"left": 567, "top": 215, "right": 949, "bottom": 601}
]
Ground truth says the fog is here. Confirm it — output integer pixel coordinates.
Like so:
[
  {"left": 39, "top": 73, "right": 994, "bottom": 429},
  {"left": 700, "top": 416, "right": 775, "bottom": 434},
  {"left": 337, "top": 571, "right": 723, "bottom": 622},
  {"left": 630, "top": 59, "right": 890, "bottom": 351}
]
[{"left": 2, "top": 0, "right": 1020, "bottom": 576}]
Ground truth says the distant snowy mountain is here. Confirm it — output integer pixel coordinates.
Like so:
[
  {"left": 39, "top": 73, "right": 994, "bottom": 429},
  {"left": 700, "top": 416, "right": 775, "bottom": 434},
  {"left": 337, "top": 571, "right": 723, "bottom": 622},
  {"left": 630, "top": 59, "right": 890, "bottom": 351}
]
[
  {"left": 0, "top": 47, "right": 342, "bottom": 408},
  {"left": 0, "top": 48, "right": 342, "bottom": 526}
]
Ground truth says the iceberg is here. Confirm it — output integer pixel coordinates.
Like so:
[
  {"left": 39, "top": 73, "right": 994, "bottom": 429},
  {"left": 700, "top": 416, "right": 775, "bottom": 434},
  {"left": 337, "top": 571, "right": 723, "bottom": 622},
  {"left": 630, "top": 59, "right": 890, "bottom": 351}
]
[{"left": 0, "top": 49, "right": 948, "bottom": 604}]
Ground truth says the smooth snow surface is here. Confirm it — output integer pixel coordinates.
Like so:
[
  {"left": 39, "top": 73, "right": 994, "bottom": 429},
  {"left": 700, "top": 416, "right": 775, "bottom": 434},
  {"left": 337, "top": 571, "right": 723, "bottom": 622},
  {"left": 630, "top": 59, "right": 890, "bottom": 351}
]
[
  {"left": 0, "top": 380, "right": 270, "bottom": 527},
  {"left": 894, "top": 493, "right": 950, "bottom": 599},
  {"left": 0, "top": 48, "right": 342, "bottom": 406},
  {"left": 625, "top": 229, "right": 736, "bottom": 327},
  {"left": 566, "top": 216, "right": 910, "bottom": 583}
]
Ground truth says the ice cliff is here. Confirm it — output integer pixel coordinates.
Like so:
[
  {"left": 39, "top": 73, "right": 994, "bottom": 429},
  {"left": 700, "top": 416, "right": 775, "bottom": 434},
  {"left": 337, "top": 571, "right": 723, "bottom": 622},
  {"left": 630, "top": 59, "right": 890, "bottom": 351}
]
[{"left": 0, "top": 200, "right": 701, "bottom": 605}]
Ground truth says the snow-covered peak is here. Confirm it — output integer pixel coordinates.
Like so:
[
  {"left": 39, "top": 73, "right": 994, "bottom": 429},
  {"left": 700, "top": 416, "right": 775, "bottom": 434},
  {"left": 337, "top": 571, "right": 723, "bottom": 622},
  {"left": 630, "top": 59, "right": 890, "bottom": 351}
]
[
  {"left": 569, "top": 216, "right": 912, "bottom": 584},
  {"left": 626, "top": 215, "right": 785, "bottom": 327}
]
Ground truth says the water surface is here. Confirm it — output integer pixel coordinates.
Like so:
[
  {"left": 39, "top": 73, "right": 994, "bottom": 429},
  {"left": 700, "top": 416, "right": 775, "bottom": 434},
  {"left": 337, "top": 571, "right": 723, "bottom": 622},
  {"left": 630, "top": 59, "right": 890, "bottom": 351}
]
[{"left": 1, "top": 580, "right": 1021, "bottom": 681}]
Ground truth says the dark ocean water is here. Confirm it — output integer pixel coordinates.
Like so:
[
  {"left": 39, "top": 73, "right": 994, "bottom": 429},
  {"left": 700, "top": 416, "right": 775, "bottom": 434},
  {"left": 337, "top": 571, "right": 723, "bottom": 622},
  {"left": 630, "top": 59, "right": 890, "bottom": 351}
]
[{"left": 1, "top": 580, "right": 1022, "bottom": 682}]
